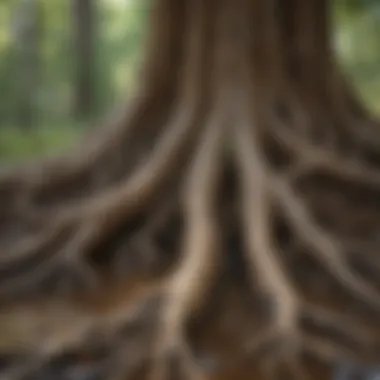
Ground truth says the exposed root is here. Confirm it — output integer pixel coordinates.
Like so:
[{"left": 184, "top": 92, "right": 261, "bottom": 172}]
[
  {"left": 0, "top": 283, "right": 160, "bottom": 379},
  {"left": 235, "top": 121, "right": 301, "bottom": 359},
  {"left": 150, "top": 111, "right": 223, "bottom": 380},
  {"left": 0, "top": 0, "right": 215, "bottom": 302},
  {"left": 111, "top": 198, "right": 177, "bottom": 276},
  {"left": 60, "top": 98, "right": 202, "bottom": 256},
  {"left": 302, "top": 337, "right": 358, "bottom": 365},
  {"left": 303, "top": 304, "right": 373, "bottom": 349},
  {"left": 272, "top": 177, "right": 380, "bottom": 311},
  {"left": 0, "top": 98, "right": 201, "bottom": 298},
  {"left": 268, "top": 120, "right": 380, "bottom": 187},
  {"left": 344, "top": 238, "right": 380, "bottom": 276},
  {"left": 2, "top": 0, "right": 380, "bottom": 379}
]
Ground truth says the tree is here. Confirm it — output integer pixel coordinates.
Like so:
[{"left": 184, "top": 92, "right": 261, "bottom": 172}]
[
  {"left": 11, "top": 0, "right": 41, "bottom": 129},
  {"left": 72, "top": 0, "right": 96, "bottom": 119},
  {"left": 1, "top": 0, "right": 380, "bottom": 379}
]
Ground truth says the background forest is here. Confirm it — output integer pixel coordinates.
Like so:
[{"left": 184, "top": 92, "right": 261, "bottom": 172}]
[{"left": 0, "top": 0, "right": 379, "bottom": 161}]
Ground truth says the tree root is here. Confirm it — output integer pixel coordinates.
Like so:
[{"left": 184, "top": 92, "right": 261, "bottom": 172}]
[
  {"left": 0, "top": 0, "right": 213, "bottom": 301},
  {"left": 0, "top": 97, "right": 203, "bottom": 298},
  {"left": 268, "top": 119, "right": 380, "bottom": 189},
  {"left": 2, "top": 0, "right": 380, "bottom": 378},
  {"left": 235, "top": 121, "right": 301, "bottom": 358},
  {"left": 224, "top": 95, "right": 380, "bottom": 375},
  {"left": 273, "top": 177, "right": 380, "bottom": 311},
  {"left": 2, "top": 108, "right": 380, "bottom": 378},
  {"left": 150, "top": 111, "right": 223, "bottom": 380}
]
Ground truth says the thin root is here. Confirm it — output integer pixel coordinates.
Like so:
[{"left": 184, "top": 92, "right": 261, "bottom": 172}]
[{"left": 272, "top": 177, "right": 380, "bottom": 311}]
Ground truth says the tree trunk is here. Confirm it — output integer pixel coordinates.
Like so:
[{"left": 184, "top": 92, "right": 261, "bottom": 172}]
[
  {"left": 72, "top": 0, "right": 96, "bottom": 120},
  {"left": 1, "top": 0, "right": 380, "bottom": 379}
]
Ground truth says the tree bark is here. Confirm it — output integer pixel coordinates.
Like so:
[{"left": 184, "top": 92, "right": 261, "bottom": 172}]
[{"left": 1, "top": 0, "right": 380, "bottom": 379}]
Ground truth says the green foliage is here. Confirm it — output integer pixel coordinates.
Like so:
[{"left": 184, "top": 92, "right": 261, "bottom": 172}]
[
  {"left": 334, "top": 0, "right": 380, "bottom": 115},
  {"left": 0, "top": 0, "right": 148, "bottom": 126},
  {"left": 95, "top": 0, "right": 148, "bottom": 112},
  {"left": 340, "top": 0, "right": 380, "bottom": 14},
  {"left": 0, "top": 126, "right": 80, "bottom": 162}
]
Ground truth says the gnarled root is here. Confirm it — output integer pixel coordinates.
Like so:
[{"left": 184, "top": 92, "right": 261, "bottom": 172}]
[
  {"left": 235, "top": 121, "right": 300, "bottom": 347},
  {"left": 2, "top": 0, "right": 380, "bottom": 378},
  {"left": 0, "top": 67, "right": 203, "bottom": 300},
  {"left": 150, "top": 111, "right": 223, "bottom": 380},
  {"left": 229, "top": 96, "right": 380, "bottom": 377},
  {"left": 273, "top": 177, "right": 380, "bottom": 311}
]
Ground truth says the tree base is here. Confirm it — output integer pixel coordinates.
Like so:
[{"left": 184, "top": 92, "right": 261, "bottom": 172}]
[{"left": 1, "top": 0, "right": 380, "bottom": 379}]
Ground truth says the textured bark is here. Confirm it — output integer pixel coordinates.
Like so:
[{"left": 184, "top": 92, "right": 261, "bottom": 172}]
[{"left": 1, "top": 0, "right": 380, "bottom": 379}]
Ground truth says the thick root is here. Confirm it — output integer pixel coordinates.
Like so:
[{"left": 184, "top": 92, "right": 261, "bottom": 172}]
[
  {"left": 150, "top": 111, "right": 224, "bottom": 380},
  {"left": 234, "top": 121, "right": 301, "bottom": 358},
  {"left": 0, "top": 0, "right": 215, "bottom": 301},
  {"left": 59, "top": 97, "right": 202, "bottom": 259}
]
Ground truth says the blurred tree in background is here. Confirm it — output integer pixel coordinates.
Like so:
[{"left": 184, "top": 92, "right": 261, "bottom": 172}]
[
  {"left": 72, "top": 0, "right": 96, "bottom": 120},
  {"left": 335, "top": 0, "right": 380, "bottom": 114},
  {"left": 0, "top": 0, "right": 378, "bottom": 159},
  {"left": 11, "top": 0, "right": 41, "bottom": 130}
]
